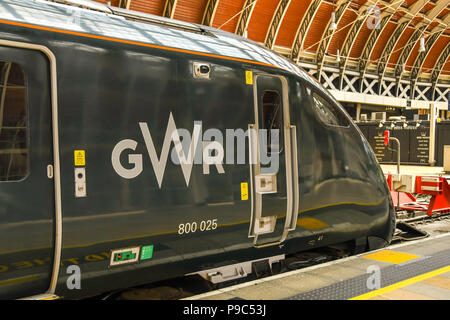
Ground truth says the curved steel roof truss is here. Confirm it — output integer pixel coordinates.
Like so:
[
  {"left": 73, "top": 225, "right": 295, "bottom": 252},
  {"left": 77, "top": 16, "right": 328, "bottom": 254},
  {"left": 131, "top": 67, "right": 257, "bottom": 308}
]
[
  {"left": 377, "top": 0, "right": 427, "bottom": 78},
  {"left": 316, "top": 0, "right": 352, "bottom": 80},
  {"left": 265, "top": 0, "right": 291, "bottom": 49},
  {"left": 411, "top": 20, "right": 450, "bottom": 83},
  {"left": 395, "top": 0, "right": 449, "bottom": 79},
  {"left": 339, "top": 1, "right": 382, "bottom": 90},
  {"left": 359, "top": 0, "right": 405, "bottom": 77},
  {"left": 235, "top": 0, "right": 257, "bottom": 36},
  {"left": 163, "top": 0, "right": 178, "bottom": 19},
  {"left": 431, "top": 43, "right": 450, "bottom": 100},
  {"left": 291, "top": 0, "right": 324, "bottom": 62},
  {"left": 202, "top": 0, "right": 220, "bottom": 26},
  {"left": 85, "top": 0, "right": 450, "bottom": 88}
]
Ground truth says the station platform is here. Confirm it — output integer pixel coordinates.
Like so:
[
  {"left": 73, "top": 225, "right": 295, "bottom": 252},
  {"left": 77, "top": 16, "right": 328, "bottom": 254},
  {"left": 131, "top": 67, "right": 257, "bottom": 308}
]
[{"left": 185, "top": 233, "right": 450, "bottom": 300}]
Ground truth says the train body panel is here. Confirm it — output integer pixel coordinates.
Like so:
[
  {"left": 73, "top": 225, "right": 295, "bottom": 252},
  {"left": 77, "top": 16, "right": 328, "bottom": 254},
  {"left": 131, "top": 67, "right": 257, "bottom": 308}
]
[{"left": 0, "top": 0, "right": 394, "bottom": 299}]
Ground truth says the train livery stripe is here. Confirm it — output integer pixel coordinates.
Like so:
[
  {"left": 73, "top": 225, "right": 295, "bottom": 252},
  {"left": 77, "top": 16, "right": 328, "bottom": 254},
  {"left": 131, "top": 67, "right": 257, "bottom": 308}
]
[
  {"left": 349, "top": 265, "right": 450, "bottom": 300},
  {"left": 0, "top": 19, "right": 279, "bottom": 70},
  {"left": 0, "top": 275, "right": 39, "bottom": 287}
]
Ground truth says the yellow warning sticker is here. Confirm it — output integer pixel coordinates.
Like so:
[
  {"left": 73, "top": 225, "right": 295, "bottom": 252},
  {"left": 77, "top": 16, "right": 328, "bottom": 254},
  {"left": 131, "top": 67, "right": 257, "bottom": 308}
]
[
  {"left": 74, "top": 150, "right": 86, "bottom": 166},
  {"left": 245, "top": 71, "right": 253, "bottom": 85},
  {"left": 241, "top": 182, "right": 249, "bottom": 200}
]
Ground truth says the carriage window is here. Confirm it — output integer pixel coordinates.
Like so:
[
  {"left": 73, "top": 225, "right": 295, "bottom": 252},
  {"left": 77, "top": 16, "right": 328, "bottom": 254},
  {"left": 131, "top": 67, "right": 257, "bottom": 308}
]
[
  {"left": 311, "top": 91, "right": 350, "bottom": 127},
  {"left": 261, "top": 90, "right": 282, "bottom": 153},
  {"left": 0, "top": 61, "right": 28, "bottom": 181}
]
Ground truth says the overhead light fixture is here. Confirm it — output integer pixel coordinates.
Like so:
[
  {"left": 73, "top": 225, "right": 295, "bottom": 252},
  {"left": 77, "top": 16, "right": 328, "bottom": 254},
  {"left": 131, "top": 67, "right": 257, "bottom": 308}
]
[
  {"left": 402, "top": 63, "right": 406, "bottom": 73},
  {"left": 330, "top": 11, "right": 337, "bottom": 31},
  {"left": 243, "top": 29, "right": 248, "bottom": 38},
  {"left": 336, "top": 49, "right": 341, "bottom": 63},
  {"left": 419, "top": 37, "right": 426, "bottom": 53}
]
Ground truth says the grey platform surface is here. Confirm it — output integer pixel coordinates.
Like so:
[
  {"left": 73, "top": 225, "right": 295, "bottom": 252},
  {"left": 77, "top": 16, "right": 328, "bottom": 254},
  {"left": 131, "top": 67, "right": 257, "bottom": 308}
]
[{"left": 185, "top": 233, "right": 450, "bottom": 300}]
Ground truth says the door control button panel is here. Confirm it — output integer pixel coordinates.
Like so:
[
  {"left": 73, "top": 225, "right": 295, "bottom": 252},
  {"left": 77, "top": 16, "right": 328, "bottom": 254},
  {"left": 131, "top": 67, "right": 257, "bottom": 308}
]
[{"left": 255, "top": 174, "right": 277, "bottom": 194}]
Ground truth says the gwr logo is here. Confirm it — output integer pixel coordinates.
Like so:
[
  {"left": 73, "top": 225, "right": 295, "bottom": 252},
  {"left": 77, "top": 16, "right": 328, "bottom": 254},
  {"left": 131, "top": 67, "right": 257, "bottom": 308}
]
[
  {"left": 111, "top": 113, "right": 279, "bottom": 189},
  {"left": 111, "top": 113, "right": 225, "bottom": 188}
]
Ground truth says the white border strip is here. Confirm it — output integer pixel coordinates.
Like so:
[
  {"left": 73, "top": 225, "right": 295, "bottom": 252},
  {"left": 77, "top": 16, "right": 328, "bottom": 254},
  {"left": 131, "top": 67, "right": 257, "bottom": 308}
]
[{"left": 0, "top": 39, "right": 62, "bottom": 296}]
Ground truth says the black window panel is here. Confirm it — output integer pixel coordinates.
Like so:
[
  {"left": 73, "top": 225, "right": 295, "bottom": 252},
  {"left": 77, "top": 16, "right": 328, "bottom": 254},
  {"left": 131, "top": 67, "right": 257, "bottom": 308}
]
[
  {"left": 311, "top": 90, "right": 350, "bottom": 128},
  {"left": 261, "top": 90, "right": 282, "bottom": 153},
  {"left": 0, "top": 61, "right": 28, "bottom": 181}
]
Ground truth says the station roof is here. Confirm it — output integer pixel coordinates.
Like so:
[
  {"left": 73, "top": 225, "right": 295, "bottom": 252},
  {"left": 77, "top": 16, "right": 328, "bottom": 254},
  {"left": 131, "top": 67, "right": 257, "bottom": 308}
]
[
  {"left": 86, "top": 0, "right": 449, "bottom": 83},
  {"left": 25, "top": 0, "right": 450, "bottom": 86},
  {"left": 0, "top": 0, "right": 316, "bottom": 78}
]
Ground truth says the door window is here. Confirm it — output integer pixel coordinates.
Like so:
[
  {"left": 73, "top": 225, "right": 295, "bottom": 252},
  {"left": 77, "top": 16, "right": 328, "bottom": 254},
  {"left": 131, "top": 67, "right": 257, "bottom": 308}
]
[
  {"left": 261, "top": 90, "right": 282, "bottom": 153},
  {"left": 0, "top": 61, "right": 28, "bottom": 181},
  {"left": 310, "top": 89, "right": 350, "bottom": 128}
]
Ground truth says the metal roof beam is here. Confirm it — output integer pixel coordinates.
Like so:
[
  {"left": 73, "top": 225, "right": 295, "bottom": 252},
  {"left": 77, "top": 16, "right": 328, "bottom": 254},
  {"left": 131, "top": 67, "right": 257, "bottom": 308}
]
[
  {"left": 394, "top": 0, "right": 449, "bottom": 79},
  {"left": 409, "top": 31, "right": 444, "bottom": 99},
  {"left": 118, "top": 0, "right": 130, "bottom": 9},
  {"left": 339, "top": 0, "right": 382, "bottom": 90},
  {"left": 410, "top": 14, "right": 450, "bottom": 87},
  {"left": 376, "top": 0, "right": 426, "bottom": 80},
  {"left": 431, "top": 43, "right": 450, "bottom": 100},
  {"left": 316, "top": 0, "right": 352, "bottom": 80},
  {"left": 290, "top": 0, "right": 324, "bottom": 63},
  {"left": 422, "top": 1, "right": 450, "bottom": 26},
  {"left": 235, "top": 0, "right": 257, "bottom": 36},
  {"left": 359, "top": 0, "right": 404, "bottom": 76},
  {"left": 163, "top": 0, "right": 178, "bottom": 19},
  {"left": 202, "top": 0, "right": 220, "bottom": 26},
  {"left": 265, "top": 0, "right": 291, "bottom": 49}
]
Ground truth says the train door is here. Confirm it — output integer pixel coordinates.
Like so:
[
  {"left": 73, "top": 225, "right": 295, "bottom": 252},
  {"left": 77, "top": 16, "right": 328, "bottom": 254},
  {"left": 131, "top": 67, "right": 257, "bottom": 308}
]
[
  {"left": 248, "top": 74, "right": 299, "bottom": 248},
  {"left": 0, "top": 46, "right": 55, "bottom": 299}
]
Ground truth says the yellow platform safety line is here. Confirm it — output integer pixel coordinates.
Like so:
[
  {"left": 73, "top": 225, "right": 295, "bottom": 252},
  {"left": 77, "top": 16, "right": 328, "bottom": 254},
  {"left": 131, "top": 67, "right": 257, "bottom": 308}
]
[
  {"left": 363, "top": 250, "right": 421, "bottom": 264},
  {"left": 349, "top": 265, "right": 450, "bottom": 300}
]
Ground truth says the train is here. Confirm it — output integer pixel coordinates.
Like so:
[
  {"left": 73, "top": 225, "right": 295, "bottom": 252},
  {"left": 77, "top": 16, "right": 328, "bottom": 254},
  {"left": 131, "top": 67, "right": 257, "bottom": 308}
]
[{"left": 0, "top": 0, "right": 395, "bottom": 300}]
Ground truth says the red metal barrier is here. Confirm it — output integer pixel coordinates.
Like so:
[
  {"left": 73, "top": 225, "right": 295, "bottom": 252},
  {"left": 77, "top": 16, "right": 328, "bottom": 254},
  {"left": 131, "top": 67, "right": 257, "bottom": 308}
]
[
  {"left": 390, "top": 191, "right": 416, "bottom": 206},
  {"left": 423, "top": 177, "right": 450, "bottom": 216},
  {"left": 386, "top": 174, "right": 450, "bottom": 216}
]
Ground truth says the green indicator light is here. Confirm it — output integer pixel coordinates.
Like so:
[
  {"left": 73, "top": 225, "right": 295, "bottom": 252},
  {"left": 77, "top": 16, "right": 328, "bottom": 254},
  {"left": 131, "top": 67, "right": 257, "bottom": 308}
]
[{"left": 140, "top": 245, "right": 154, "bottom": 260}]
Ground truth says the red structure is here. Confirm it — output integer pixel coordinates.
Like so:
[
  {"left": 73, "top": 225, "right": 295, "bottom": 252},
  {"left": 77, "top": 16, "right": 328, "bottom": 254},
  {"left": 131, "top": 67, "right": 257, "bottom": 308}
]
[{"left": 387, "top": 174, "right": 450, "bottom": 216}]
